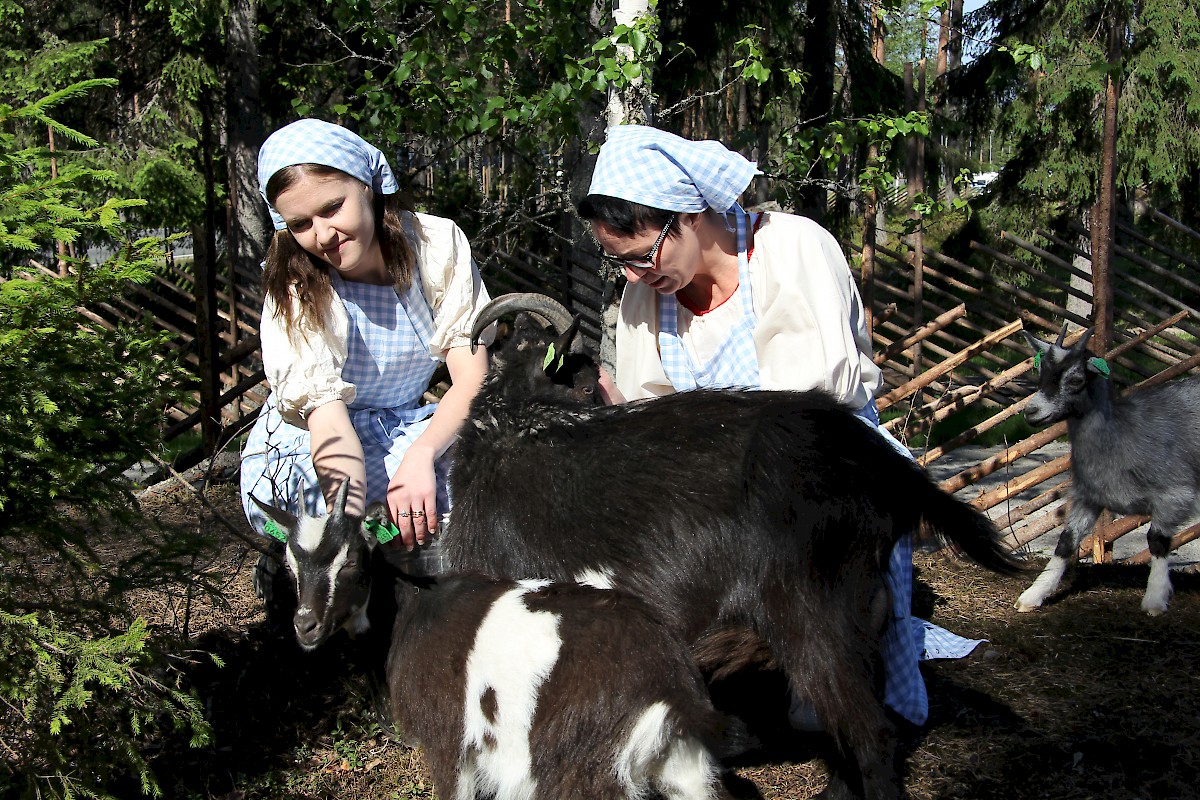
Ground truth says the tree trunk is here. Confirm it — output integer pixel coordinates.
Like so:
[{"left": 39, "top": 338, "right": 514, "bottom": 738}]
[
  {"left": 606, "top": 0, "right": 652, "bottom": 126},
  {"left": 225, "top": 0, "right": 268, "bottom": 279},
  {"left": 861, "top": 0, "right": 886, "bottom": 342},
  {"left": 1090, "top": 18, "right": 1121, "bottom": 353},
  {"left": 599, "top": 0, "right": 655, "bottom": 380},
  {"left": 798, "top": 0, "right": 837, "bottom": 220},
  {"left": 195, "top": 101, "right": 222, "bottom": 457}
]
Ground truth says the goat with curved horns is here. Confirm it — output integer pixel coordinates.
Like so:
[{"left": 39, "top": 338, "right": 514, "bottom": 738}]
[
  {"left": 441, "top": 293, "right": 1023, "bottom": 800},
  {"left": 1016, "top": 325, "right": 1200, "bottom": 616}
]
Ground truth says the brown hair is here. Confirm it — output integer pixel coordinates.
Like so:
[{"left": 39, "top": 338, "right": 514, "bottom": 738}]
[{"left": 261, "top": 164, "right": 417, "bottom": 340}]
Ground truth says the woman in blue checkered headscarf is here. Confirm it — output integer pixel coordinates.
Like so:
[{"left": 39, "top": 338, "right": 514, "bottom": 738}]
[
  {"left": 577, "top": 125, "right": 984, "bottom": 729},
  {"left": 239, "top": 120, "right": 493, "bottom": 617}
]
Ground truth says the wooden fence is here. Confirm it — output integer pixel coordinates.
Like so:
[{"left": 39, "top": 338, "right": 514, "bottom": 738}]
[
  {"left": 861, "top": 204, "right": 1200, "bottom": 564},
  {"left": 39, "top": 201, "right": 1200, "bottom": 565}
]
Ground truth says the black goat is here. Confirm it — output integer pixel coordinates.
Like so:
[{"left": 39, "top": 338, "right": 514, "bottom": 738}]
[
  {"left": 381, "top": 528, "right": 745, "bottom": 799},
  {"left": 1016, "top": 326, "right": 1200, "bottom": 615},
  {"left": 441, "top": 293, "right": 1022, "bottom": 800}
]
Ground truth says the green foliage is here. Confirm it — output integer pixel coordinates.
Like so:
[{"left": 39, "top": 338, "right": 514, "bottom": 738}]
[
  {"left": 1, "top": 612, "right": 211, "bottom": 800},
  {"left": 961, "top": 0, "right": 1200, "bottom": 229},
  {"left": 0, "top": 91, "right": 212, "bottom": 799},
  {"left": 273, "top": 0, "right": 635, "bottom": 150},
  {"left": 776, "top": 111, "right": 933, "bottom": 199},
  {"left": 130, "top": 156, "right": 207, "bottom": 230}
]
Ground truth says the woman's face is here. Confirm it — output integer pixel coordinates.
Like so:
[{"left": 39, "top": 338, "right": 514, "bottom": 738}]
[
  {"left": 590, "top": 218, "right": 700, "bottom": 296},
  {"left": 272, "top": 171, "right": 386, "bottom": 283}
]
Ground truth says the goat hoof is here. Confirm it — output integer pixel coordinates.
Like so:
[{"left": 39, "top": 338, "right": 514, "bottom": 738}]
[
  {"left": 1014, "top": 600, "right": 1041, "bottom": 613},
  {"left": 1142, "top": 603, "right": 1169, "bottom": 617}
]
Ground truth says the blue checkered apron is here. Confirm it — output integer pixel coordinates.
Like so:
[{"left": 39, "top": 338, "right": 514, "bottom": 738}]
[
  {"left": 240, "top": 272, "right": 444, "bottom": 530},
  {"left": 655, "top": 208, "right": 935, "bottom": 725},
  {"left": 657, "top": 207, "right": 760, "bottom": 390}
]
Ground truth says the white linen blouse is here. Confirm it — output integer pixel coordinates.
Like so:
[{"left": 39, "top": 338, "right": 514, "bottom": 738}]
[
  {"left": 614, "top": 211, "right": 882, "bottom": 406},
  {"left": 259, "top": 212, "right": 492, "bottom": 427}
]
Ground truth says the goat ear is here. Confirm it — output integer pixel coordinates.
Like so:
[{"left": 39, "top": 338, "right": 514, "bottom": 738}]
[
  {"left": 1087, "top": 356, "right": 1111, "bottom": 377},
  {"left": 544, "top": 316, "right": 582, "bottom": 377},
  {"left": 1023, "top": 331, "right": 1051, "bottom": 371},
  {"left": 1023, "top": 331, "right": 1051, "bottom": 354},
  {"left": 250, "top": 495, "right": 297, "bottom": 542}
]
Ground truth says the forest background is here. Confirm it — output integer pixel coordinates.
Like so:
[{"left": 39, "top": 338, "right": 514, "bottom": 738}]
[{"left": 2, "top": 0, "right": 1199, "bottom": 797}]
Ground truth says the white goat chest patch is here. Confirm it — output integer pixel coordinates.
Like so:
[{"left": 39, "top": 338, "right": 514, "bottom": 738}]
[{"left": 460, "top": 586, "right": 561, "bottom": 800}]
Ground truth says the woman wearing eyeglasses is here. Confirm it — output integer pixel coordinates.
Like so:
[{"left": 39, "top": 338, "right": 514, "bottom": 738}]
[
  {"left": 578, "top": 126, "right": 879, "bottom": 418},
  {"left": 576, "top": 124, "right": 981, "bottom": 730}
]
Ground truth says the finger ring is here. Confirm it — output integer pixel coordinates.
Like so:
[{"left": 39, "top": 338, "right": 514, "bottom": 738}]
[
  {"left": 398, "top": 511, "right": 410, "bottom": 518},
  {"left": 411, "top": 510, "right": 426, "bottom": 518}
]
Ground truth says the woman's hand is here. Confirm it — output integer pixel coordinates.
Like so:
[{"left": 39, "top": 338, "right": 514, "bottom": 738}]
[
  {"left": 598, "top": 366, "right": 625, "bottom": 405},
  {"left": 386, "top": 442, "right": 439, "bottom": 550}
]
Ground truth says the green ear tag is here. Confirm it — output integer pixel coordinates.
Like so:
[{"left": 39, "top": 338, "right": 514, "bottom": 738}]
[
  {"left": 365, "top": 517, "right": 401, "bottom": 545},
  {"left": 263, "top": 518, "right": 288, "bottom": 543},
  {"left": 542, "top": 343, "right": 566, "bottom": 373},
  {"left": 1088, "top": 357, "right": 1111, "bottom": 377},
  {"left": 1033, "top": 351, "right": 1043, "bottom": 371}
]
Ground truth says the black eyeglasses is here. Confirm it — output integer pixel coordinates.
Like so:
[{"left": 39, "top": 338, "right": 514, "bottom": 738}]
[{"left": 599, "top": 214, "right": 676, "bottom": 270}]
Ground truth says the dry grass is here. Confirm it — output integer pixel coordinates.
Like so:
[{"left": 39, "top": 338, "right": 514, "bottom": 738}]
[{"left": 142, "top": 481, "right": 1200, "bottom": 799}]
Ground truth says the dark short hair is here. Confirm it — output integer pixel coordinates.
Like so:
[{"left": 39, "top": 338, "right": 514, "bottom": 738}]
[{"left": 576, "top": 194, "right": 675, "bottom": 236}]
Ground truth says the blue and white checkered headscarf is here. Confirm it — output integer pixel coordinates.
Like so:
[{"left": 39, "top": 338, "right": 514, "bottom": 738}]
[
  {"left": 587, "top": 125, "right": 760, "bottom": 214},
  {"left": 257, "top": 119, "right": 400, "bottom": 230}
]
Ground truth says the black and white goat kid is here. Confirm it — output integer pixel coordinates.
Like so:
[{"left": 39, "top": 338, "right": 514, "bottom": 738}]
[
  {"left": 379, "top": 501, "right": 745, "bottom": 800},
  {"left": 251, "top": 480, "right": 386, "bottom": 650},
  {"left": 439, "top": 293, "right": 1022, "bottom": 800},
  {"left": 1016, "top": 326, "right": 1200, "bottom": 616}
]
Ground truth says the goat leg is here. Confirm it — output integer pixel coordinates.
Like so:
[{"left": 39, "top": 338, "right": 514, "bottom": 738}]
[
  {"left": 1016, "top": 503, "right": 1099, "bottom": 612},
  {"left": 1142, "top": 524, "right": 1175, "bottom": 615}
]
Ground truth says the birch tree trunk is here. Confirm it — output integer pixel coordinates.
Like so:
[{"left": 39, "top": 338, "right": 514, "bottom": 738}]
[{"left": 599, "top": 0, "right": 654, "bottom": 380}]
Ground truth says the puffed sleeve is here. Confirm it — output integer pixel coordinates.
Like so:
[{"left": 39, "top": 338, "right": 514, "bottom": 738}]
[
  {"left": 409, "top": 212, "right": 494, "bottom": 359},
  {"left": 753, "top": 214, "right": 882, "bottom": 407},
  {"left": 260, "top": 289, "right": 357, "bottom": 428}
]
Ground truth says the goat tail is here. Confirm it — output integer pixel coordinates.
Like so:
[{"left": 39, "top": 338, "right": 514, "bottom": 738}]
[{"left": 913, "top": 469, "right": 1025, "bottom": 576}]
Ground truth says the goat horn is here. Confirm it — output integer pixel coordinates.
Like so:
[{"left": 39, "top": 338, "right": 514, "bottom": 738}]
[
  {"left": 1075, "top": 327, "right": 1094, "bottom": 353},
  {"left": 470, "top": 293, "right": 575, "bottom": 352},
  {"left": 1054, "top": 323, "right": 1068, "bottom": 348},
  {"left": 330, "top": 477, "right": 350, "bottom": 519}
]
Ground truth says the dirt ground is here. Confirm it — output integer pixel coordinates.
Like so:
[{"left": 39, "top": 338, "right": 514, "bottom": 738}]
[{"left": 142, "top": 480, "right": 1200, "bottom": 800}]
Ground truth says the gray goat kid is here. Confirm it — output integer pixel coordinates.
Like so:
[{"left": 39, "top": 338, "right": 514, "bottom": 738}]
[{"left": 1016, "top": 326, "right": 1200, "bottom": 615}]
